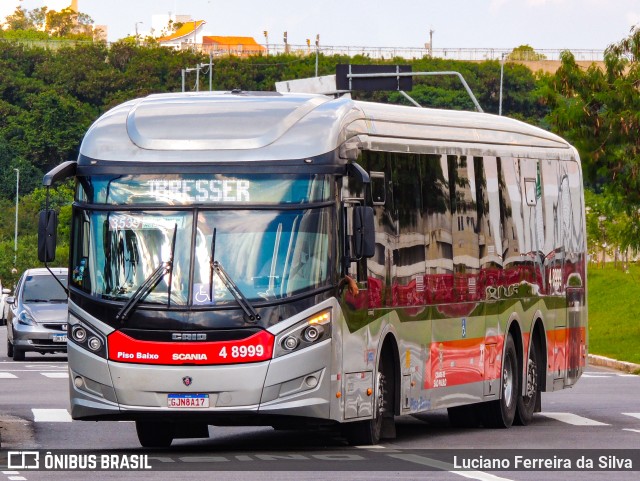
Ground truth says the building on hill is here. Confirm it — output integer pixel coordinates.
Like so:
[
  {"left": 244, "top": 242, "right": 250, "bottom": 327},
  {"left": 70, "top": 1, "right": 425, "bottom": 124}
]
[
  {"left": 157, "top": 20, "right": 206, "bottom": 49},
  {"left": 202, "top": 36, "right": 265, "bottom": 57}
]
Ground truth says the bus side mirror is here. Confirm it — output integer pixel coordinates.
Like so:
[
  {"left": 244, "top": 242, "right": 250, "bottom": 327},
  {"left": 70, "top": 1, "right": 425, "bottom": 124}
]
[
  {"left": 353, "top": 206, "right": 375, "bottom": 259},
  {"left": 38, "top": 210, "right": 58, "bottom": 263}
]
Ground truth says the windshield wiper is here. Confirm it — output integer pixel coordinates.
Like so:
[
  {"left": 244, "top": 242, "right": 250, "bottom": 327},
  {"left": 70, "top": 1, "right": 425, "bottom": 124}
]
[
  {"left": 213, "top": 261, "right": 261, "bottom": 323},
  {"left": 115, "top": 224, "right": 177, "bottom": 324},
  {"left": 209, "top": 231, "right": 260, "bottom": 323}
]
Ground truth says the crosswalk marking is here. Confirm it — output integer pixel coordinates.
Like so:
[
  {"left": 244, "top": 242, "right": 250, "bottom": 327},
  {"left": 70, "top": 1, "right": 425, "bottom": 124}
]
[
  {"left": 622, "top": 413, "right": 640, "bottom": 420},
  {"left": 0, "top": 372, "right": 18, "bottom": 378},
  {"left": 539, "top": 412, "right": 609, "bottom": 426},
  {"left": 41, "top": 372, "right": 68, "bottom": 378},
  {"left": 623, "top": 429, "right": 640, "bottom": 434},
  {"left": 32, "top": 408, "right": 72, "bottom": 422}
]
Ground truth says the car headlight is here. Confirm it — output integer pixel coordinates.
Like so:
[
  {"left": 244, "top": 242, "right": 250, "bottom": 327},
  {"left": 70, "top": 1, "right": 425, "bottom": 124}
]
[
  {"left": 273, "top": 310, "right": 331, "bottom": 358},
  {"left": 17, "top": 311, "right": 37, "bottom": 326}
]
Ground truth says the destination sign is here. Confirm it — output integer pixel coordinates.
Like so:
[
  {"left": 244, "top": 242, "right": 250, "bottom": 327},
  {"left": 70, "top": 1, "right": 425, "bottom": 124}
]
[
  {"left": 147, "top": 179, "right": 250, "bottom": 203},
  {"left": 81, "top": 174, "right": 331, "bottom": 205}
]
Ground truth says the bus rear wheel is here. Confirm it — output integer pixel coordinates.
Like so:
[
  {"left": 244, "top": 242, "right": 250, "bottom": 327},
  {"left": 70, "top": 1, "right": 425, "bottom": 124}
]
[
  {"left": 481, "top": 334, "right": 518, "bottom": 428},
  {"left": 135, "top": 421, "right": 175, "bottom": 448},
  {"left": 515, "top": 340, "right": 540, "bottom": 426}
]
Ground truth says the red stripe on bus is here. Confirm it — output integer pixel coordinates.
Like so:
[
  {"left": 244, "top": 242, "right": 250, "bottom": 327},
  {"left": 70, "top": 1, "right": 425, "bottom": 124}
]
[
  {"left": 107, "top": 330, "right": 274, "bottom": 365},
  {"left": 424, "top": 325, "right": 587, "bottom": 389}
]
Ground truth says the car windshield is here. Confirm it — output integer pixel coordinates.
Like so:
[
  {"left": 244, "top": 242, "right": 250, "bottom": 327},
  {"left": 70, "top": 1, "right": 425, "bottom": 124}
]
[
  {"left": 71, "top": 208, "right": 332, "bottom": 305},
  {"left": 22, "top": 274, "right": 68, "bottom": 303}
]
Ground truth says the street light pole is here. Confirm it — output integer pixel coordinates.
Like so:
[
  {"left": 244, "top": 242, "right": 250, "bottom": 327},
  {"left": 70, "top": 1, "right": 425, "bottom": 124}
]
[
  {"left": 315, "top": 34, "right": 319, "bottom": 77},
  {"left": 14, "top": 168, "right": 19, "bottom": 269},
  {"left": 135, "top": 21, "right": 143, "bottom": 46}
]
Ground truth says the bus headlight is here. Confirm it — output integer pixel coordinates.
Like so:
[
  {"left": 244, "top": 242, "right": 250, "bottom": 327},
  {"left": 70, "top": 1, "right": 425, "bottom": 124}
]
[
  {"left": 273, "top": 310, "right": 331, "bottom": 358},
  {"left": 72, "top": 325, "right": 87, "bottom": 342},
  {"left": 68, "top": 314, "right": 107, "bottom": 359},
  {"left": 282, "top": 336, "right": 299, "bottom": 350},
  {"left": 87, "top": 336, "right": 103, "bottom": 352}
]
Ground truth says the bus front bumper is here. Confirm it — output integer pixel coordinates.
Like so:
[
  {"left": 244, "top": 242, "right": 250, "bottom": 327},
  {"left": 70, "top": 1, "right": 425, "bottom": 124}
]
[{"left": 68, "top": 338, "right": 333, "bottom": 422}]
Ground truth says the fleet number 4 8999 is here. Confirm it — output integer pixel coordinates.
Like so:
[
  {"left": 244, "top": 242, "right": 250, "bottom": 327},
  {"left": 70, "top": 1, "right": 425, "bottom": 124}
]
[{"left": 218, "top": 345, "right": 265, "bottom": 359}]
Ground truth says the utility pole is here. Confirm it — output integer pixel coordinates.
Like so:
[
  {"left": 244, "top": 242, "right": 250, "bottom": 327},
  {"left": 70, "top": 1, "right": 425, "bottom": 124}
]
[
  {"left": 193, "top": 19, "right": 198, "bottom": 52},
  {"left": 429, "top": 29, "right": 434, "bottom": 57},
  {"left": 499, "top": 52, "right": 506, "bottom": 116},
  {"left": 14, "top": 168, "right": 19, "bottom": 269}
]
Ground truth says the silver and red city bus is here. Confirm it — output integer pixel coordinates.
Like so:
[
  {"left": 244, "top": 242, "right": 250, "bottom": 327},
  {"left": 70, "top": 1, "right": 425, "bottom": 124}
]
[{"left": 39, "top": 84, "right": 586, "bottom": 447}]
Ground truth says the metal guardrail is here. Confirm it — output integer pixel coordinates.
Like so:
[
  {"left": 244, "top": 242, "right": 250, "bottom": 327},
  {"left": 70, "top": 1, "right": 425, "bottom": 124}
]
[
  {"left": 260, "top": 45, "right": 605, "bottom": 62},
  {"left": 0, "top": 38, "right": 606, "bottom": 62}
]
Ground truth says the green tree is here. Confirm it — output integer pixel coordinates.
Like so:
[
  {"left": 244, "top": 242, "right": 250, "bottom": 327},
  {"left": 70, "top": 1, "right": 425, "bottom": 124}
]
[
  {"left": 508, "top": 45, "right": 547, "bottom": 61},
  {"left": 2, "top": 7, "right": 32, "bottom": 31},
  {"left": 45, "top": 7, "right": 94, "bottom": 39},
  {"left": 542, "top": 27, "right": 640, "bottom": 251}
]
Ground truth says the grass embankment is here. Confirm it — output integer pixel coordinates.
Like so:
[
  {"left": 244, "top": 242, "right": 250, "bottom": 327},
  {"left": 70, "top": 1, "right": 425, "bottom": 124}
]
[{"left": 588, "top": 263, "right": 640, "bottom": 366}]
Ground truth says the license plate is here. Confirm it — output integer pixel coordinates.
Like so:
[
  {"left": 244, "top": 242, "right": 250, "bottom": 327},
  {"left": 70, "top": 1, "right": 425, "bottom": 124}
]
[
  {"left": 167, "top": 394, "right": 209, "bottom": 408},
  {"left": 53, "top": 334, "right": 67, "bottom": 343}
]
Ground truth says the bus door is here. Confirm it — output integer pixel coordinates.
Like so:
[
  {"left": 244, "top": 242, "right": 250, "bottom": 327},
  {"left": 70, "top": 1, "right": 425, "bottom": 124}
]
[{"left": 476, "top": 156, "right": 503, "bottom": 399}]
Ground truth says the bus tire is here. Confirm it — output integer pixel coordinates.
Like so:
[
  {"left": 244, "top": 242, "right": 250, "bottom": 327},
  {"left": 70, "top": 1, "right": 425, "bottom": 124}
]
[
  {"left": 448, "top": 404, "right": 480, "bottom": 428},
  {"left": 515, "top": 339, "right": 540, "bottom": 426},
  {"left": 481, "top": 334, "right": 518, "bottom": 428},
  {"left": 135, "top": 421, "right": 175, "bottom": 448},
  {"left": 343, "top": 356, "right": 393, "bottom": 445}
]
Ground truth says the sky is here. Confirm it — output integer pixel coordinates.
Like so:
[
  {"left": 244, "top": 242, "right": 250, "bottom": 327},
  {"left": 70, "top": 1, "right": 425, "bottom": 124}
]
[{"left": 2, "top": 0, "right": 640, "bottom": 51}]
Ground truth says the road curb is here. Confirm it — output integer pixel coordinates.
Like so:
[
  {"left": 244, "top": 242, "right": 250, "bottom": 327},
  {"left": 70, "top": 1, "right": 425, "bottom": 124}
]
[{"left": 588, "top": 354, "right": 640, "bottom": 373}]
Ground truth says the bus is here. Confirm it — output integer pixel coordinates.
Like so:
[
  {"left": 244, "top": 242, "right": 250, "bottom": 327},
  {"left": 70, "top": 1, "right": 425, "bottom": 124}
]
[{"left": 38, "top": 81, "right": 587, "bottom": 448}]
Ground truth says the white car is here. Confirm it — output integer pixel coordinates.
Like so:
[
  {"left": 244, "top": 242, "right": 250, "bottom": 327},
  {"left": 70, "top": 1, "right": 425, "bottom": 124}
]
[{"left": 0, "top": 281, "right": 11, "bottom": 325}]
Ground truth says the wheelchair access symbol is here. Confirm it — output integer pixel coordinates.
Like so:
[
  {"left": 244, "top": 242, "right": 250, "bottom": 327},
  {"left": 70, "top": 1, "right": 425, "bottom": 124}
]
[
  {"left": 8, "top": 451, "right": 40, "bottom": 469},
  {"left": 193, "top": 283, "right": 215, "bottom": 305}
]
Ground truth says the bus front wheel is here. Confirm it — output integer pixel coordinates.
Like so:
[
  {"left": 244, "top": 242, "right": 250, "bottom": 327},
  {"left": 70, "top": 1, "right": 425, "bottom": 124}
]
[
  {"left": 135, "top": 420, "right": 175, "bottom": 448},
  {"left": 343, "top": 356, "right": 394, "bottom": 445}
]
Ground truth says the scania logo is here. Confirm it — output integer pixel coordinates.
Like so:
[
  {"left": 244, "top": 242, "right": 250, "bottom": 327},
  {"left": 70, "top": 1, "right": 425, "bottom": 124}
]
[
  {"left": 182, "top": 376, "right": 193, "bottom": 386},
  {"left": 172, "top": 333, "right": 207, "bottom": 341}
]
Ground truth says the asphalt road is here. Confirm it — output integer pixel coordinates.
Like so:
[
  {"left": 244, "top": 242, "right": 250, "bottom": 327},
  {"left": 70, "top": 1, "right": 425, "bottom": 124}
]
[{"left": 0, "top": 327, "right": 638, "bottom": 481}]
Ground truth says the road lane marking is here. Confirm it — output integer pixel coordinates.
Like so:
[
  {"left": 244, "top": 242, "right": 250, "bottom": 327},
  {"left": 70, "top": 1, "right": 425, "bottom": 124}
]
[
  {"left": 0, "top": 373, "right": 18, "bottom": 378},
  {"left": 539, "top": 412, "right": 609, "bottom": 426},
  {"left": 32, "top": 408, "right": 72, "bottom": 422},
  {"left": 8, "top": 477, "right": 26, "bottom": 481},
  {"left": 388, "top": 454, "right": 514, "bottom": 481},
  {"left": 622, "top": 413, "right": 640, "bottom": 420},
  {"left": 581, "top": 374, "right": 612, "bottom": 378},
  {"left": 40, "top": 372, "right": 68, "bottom": 378}
]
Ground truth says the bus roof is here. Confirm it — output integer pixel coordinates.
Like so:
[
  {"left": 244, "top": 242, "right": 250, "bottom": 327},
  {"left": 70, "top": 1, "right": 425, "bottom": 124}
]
[{"left": 78, "top": 91, "right": 574, "bottom": 166}]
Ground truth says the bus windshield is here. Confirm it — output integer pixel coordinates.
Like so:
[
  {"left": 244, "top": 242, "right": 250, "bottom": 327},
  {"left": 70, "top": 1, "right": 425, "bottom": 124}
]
[{"left": 71, "top": 208, "right": 332, "bottom": 306}]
